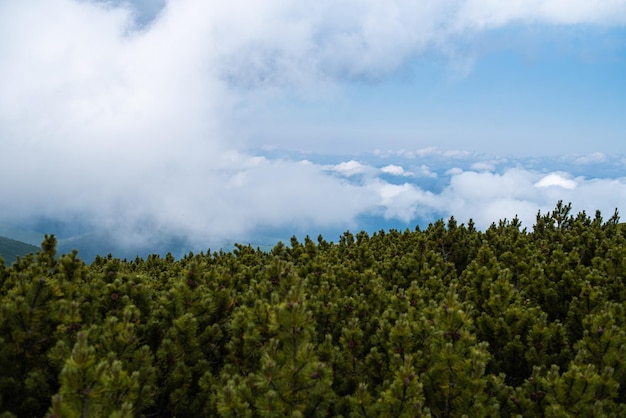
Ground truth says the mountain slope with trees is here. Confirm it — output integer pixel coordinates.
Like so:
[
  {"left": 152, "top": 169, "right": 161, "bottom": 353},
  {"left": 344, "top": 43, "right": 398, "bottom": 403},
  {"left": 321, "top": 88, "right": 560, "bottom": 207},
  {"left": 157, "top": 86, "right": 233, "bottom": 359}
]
[
  {"left": 0, "top": 236, "right": 40, "bottom": 266},
  {"left": 1, "top": 201, "right": 625, "bottom": 417}
]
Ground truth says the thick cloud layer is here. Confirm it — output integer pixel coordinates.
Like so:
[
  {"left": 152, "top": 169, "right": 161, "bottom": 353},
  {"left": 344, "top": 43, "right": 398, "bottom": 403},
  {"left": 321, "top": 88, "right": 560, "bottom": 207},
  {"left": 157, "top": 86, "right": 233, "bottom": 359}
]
[{"left": 1, "top": 0, "right": 625, "bottom": 251}]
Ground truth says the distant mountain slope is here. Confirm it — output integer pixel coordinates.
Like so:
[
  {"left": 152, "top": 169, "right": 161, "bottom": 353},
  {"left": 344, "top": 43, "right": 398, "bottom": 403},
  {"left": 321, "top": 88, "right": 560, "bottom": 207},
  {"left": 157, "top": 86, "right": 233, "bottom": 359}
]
[
  {"left": 0, "top": 236, "right": 40, "bottom": 265},
  {"left": 0, "top": 224, "right": 44, "bottom": 246}
]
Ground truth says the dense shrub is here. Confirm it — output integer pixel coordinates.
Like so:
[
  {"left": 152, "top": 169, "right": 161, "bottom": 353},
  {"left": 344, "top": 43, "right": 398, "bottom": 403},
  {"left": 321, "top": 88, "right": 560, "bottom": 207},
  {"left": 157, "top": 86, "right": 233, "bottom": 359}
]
[{"left": 1, "top": 202, "right": 625, "bottom": 417}]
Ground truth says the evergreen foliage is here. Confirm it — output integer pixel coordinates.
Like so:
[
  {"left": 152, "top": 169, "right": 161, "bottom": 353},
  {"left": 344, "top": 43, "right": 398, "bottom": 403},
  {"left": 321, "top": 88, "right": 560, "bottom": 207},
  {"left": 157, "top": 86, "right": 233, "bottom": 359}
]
[{"left": 1, "top": 202, "right": 626, "bottom": 417}]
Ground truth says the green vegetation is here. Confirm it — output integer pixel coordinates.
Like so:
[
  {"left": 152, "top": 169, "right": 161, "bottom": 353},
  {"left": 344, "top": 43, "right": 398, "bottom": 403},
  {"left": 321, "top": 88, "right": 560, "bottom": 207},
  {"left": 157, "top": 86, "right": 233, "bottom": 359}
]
[
  {"left": 0, "top": 236, "right": 40, "bottom": 266},
  {"left": 1, "top": 201, "right": 626, "bottom": 417}
]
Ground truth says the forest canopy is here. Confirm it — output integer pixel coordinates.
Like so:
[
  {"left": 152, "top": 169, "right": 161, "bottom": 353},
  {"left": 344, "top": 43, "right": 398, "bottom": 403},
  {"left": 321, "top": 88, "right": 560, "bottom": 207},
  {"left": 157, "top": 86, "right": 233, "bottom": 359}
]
[{"left": 1, "top": 201, "right": 626, "bottom": 417}]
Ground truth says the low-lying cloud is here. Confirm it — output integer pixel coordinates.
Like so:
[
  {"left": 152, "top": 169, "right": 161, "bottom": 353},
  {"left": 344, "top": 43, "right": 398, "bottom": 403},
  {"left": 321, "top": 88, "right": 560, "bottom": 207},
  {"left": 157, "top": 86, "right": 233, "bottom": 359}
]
[{"left": 1, "top": 0, "right": 625, "bottom": 252}]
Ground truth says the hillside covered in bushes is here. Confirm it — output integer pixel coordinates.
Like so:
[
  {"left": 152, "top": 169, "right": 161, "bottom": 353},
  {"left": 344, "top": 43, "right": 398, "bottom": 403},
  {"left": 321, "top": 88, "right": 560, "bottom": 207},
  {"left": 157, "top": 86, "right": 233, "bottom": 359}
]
[
  {"left": 0, "top": 236, "right": 39, "bottom": 266},
  {"left": 1, "top": 202, "right": 626, "bottom": 417}
]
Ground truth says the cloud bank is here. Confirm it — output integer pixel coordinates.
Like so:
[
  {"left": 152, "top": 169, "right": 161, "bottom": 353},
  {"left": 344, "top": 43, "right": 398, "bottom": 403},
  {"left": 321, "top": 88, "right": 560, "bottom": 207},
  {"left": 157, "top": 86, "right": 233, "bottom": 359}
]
[{"left": 1, "top": 0, "right": 625, "bottom": 252}]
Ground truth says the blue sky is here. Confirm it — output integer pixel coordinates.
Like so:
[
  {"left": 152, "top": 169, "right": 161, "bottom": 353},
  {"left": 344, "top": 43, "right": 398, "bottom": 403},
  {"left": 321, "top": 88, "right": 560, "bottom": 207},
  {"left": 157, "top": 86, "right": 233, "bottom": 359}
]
[
  {"left": 1, "top": 0, "right": 626, "bottom": 256},
  {"left": 251, "top": 26, "right": 626, "bottom": 156}
]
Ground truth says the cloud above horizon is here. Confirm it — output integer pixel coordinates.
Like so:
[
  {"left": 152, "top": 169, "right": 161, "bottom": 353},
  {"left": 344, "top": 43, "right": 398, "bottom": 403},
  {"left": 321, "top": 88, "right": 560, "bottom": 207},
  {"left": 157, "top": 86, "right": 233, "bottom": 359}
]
[{"left": 1, "top": 0, "right": 625, "bottom": 250}]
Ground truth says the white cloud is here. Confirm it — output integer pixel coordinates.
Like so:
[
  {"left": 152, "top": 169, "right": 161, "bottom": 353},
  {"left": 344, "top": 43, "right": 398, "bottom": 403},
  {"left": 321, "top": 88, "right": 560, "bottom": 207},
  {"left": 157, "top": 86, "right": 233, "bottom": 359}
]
[
  {"left": 1, "top": 0, "right": 626, "bottom": 250},
  {"left": 208, "top": 0, "right": 626, "bottom": 88},
  {"left": 573, "top": 152, "right": 607, "bottom": 165},
  {"left": 371, "top": 181, "right": 439, "bottom": 223},
  {"left": 416, "top": 164, "right": 438, "bottom": 178},
  {"left": 437, "top": 168, "right": 626, "bottom": 229},
  {"left": 331, "top": 160, "right": 372, "bottom": 177},
  {"left": 381, "top": 164, "right": 410, "bottom": 176},
  {"left": 535, "top": 173, "right": 578, "bottom": 189},
  {"left": 414, "top": 147, "right": 440, "bottom": 157},
  {"left": 454, "top": 0, "right": 626, "bottom": 32},
  {"left": 351, "top": 166, "right": 626, "bottom": 231},
  {"left": 443, "top": 149, "right": 472, "bottom": 158},
  {"left": 445, "top": 167, "right": 464, "bottom": 176},
  {"left": 470, "top": 161, "right": 496, "bottom": 172}
]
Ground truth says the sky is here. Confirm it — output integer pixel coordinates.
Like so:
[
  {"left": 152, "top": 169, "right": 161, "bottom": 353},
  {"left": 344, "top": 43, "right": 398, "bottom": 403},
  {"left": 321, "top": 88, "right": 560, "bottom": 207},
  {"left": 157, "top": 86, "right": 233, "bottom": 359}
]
[{"left": 1, "top": 0, "right": 626, "bottom": 256}]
